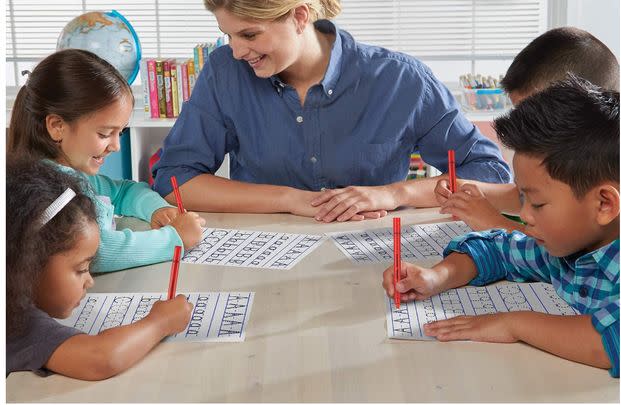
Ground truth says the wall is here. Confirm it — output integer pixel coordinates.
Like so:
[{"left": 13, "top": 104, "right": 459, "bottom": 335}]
[{"left": 566, "top": 0, "right": 620, "bottom": 60}]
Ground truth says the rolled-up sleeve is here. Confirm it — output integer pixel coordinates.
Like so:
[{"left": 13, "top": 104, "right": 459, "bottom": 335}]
[
  {"left": 152, "top": 57, "right": 238, "bottom": 197},
  {"left": 443, "top": 230, "right": 553, "bottom": 286},
  {"left": 591, "top": 300, "right": 620, "bottom": 377},
  {"left": 415, "top": 67, "right": 511, "bottom": 184}
]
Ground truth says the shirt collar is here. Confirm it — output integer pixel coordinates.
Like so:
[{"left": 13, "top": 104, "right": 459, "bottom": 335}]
[
  {"left": 570, "top": 239, "right": 620, "bottom": 282},
  {"left": 316, "top": 19, "right": 343, "bottom": 96},
  {"left": 269, "top": 75, "right": 286, "bottom": 92},
  {"left": 269, "top": 19, "right": 344, "bottom": 97}
]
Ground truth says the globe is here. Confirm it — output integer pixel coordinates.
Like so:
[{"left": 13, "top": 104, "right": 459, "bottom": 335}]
[{"left": 57, "top": 10, "right": 141, "bottom": 84}]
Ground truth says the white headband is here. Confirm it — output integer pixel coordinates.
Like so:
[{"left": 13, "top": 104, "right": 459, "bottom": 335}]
[{"left": 39, "top": 188, "right": 76, "bottom": 227}]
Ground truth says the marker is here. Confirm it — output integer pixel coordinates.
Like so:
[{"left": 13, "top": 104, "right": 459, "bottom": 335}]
[
  {"left": 448, "top": 150, "right": 457, "bottom": 193},
  {"left": 393, "top": 217, "right": 401, "bottom": 308},
  {"left": 171, "top": 176, "right": 185, "bottom": 213},
  {"left": 167, "top": 245, "right": 182, "bottom": 300}
]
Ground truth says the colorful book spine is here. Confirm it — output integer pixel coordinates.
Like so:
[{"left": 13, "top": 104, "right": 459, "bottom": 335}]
[
  {"left": 139, "top": 60, "right": 150, "bottom": 117},
  {"left": 202, "top": 43, "right": 210, "bottom": 68},
  {"left": 163, "top": 60, "right": 173, "bottom": 118},
  {"left": 155, "top": 60, "right": 167, "bottom": 117},
  {"left": 187, "top": 59, "right": 196, "bottom": 91},
  {"left": 181, "top": 62, "right": 189, "bottom": 102},
  {"left": 176, "top": 62, "right": 183, "bottom": 116},
  {"left": 197, "top": 44, "right": 205, "bottom": 72},
  {"left": 170, "top": 60, "right": 179, "bottom": 117},
  {"left": 193, "top": 46, "right": 200, "bottom": 78},
  {"left": 147, "top": 60, "right": 160, "bottom": 118}
]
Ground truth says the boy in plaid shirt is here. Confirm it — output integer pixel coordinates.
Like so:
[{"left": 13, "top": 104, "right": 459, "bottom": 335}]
[{"left": 383, "top": 75, "right": 619, "bottom": 377}]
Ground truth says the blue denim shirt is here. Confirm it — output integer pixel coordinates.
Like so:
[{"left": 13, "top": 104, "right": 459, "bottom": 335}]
[{"left": 153, "top": 20, "right": 511, "bottom": 196}]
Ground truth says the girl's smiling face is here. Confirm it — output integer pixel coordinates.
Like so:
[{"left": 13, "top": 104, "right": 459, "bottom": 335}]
[{"left": 51, "top": 95, "right": 133, "bottom": 175}]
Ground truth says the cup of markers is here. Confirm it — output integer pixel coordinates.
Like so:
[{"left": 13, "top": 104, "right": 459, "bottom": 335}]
[{"left": 459, "top": 73, "right": 512, "bottom": 112}]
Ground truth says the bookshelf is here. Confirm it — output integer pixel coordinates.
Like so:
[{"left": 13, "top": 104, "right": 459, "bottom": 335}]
[{"left": 129, "top": 103, "right": 230, "bottom": 183}]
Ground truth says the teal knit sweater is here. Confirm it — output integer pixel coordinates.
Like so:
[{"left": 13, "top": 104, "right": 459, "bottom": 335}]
[{"left": 50, "top": 161, "right": 184, "bottom": 273}]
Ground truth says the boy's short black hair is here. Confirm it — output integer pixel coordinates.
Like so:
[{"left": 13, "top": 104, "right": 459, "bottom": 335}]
[
  {"left": 493, "top": 74, "right": 619, "bottom": 197},
  {"left": 501, "top": 27, "right": 620, "bottom": 94}
]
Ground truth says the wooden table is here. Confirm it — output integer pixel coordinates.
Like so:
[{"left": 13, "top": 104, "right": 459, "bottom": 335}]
[{"left": 7, "top": 208, "right": 619, "bottom": 402}]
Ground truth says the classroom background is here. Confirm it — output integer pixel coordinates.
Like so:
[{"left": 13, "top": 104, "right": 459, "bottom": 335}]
[
  {"left": 4, "top": 1, "right": 621, "bottom": 402},
  {"left": 6, "top": 0, "right": 620, "bottom": 183}
]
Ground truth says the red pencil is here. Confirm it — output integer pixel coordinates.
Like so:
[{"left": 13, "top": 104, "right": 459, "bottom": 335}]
[
  {"left": 170, "top": 176, "right": 185, "bottom": 213},
  {"left": 393, "top": 217, "right": 401, "bottom": 308},
  {"left": 448, "top": 150, "right": 457, "bottom": 193},
  {"left": 167, "top": 245, "right": 182, "bottom": 300}
]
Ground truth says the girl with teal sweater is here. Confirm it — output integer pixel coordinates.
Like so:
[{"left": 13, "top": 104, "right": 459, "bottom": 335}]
[{"left": 8, "top": 49, "right": 205, "bottom": 273}]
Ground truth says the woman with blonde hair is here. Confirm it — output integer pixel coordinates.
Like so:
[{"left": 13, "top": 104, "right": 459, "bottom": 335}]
[{"left": 153, "top": 0, "right": 510, "bottom": 222}]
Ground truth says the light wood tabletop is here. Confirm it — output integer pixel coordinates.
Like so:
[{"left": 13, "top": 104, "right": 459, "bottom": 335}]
[{"left": 6, "top": 208, "right": 619, "bottom": 402}]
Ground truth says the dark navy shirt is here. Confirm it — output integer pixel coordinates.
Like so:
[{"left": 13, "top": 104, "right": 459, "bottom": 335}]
[
  {"left": 153, "top": 20, "right": 511, "bottom": 196},
  {"left": 7, "top": 307, "right": 82, "bottom": 376}
]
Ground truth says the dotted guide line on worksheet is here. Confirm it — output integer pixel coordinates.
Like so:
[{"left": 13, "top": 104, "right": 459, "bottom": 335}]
[
  {"left": 329, "top": 221, "right": 473, "bottom": 263},
  {"left": 183, "top": 228, "right": 325, "bottom": 270},
  {"left": 57, "top": 292, "right": 255, "bottom": 342},
  {"left": 386, "top": 282, "right": 579, "bottom": 340}
]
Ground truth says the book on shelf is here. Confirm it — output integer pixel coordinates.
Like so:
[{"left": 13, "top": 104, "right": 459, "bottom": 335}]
[
  {"left": 170, "top": 60, "right": 180, "bottom": 117},
  {"left": 155, "top": 60, "right": 166, "bottom": 117},
  {"left": 163, "top": 60, "right": 173, "bottom": 118},
  {"left": 140, "top": 37, "right": 228, "bottom": 119},
  {"left": 176, "top": 62, "right": 184, "bottom": 113},
  {"left": 139, "top": 60, "right": 150, "bottom": 117},
  {"left": 147, "top": 60, "right": 159, "bottom": 118},
  {"left": 187, "top": 59, "right": 196, "bottom": 93},
  {"left": 181, "top": 62, "right": 189, "bottom": 102}
]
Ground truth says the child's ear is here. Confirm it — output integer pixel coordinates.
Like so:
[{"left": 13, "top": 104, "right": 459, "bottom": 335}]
[
  {"left": 45, "top": 114, "right": 65, "bottom": 143},
  {"left": 594, "top": 184, "right": 620, "bottom": 226}
]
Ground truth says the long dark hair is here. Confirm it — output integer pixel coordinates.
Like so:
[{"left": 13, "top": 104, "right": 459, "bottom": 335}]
[
  {"left": 7, "top": 158, "right": 98, "bottom": 337},
  {"left": 8, "top": 49, "right": 133, "bottom": 160}
]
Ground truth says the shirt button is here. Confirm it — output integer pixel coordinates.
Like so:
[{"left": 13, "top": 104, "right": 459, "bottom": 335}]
[
  {"left": 310, "top": 156, "right": 318, "bottom": 163},
  {"left": 327, "top": 89, "right": 333, "bottom": 95},
  {"left": 296, "top": 116, "right": 304, "bottom": 123},
  {"left": 579, "top": 286, "right": 588, "bottom": 298}
]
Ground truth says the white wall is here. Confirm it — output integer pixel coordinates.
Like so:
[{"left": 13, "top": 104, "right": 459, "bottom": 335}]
[{"left": 566, "top": 0, "right": 620, "bottom": 60}]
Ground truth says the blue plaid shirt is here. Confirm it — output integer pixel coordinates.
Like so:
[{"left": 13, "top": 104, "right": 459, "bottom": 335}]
[{"left": 444, "top": 230, "right": 620, "bottom": 378}]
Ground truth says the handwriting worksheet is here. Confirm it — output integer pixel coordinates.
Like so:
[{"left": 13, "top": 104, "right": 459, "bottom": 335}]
[
  {"left": 386, "top": 282, "right": 579, "bottom": 340},
  {"left": 182, "top": 228, "right": 324, "bottom": 270},
  {"left": 329, "top": 221, "right": 472, "bottom": 263},
  {"left": 58, "top": 292, "right": 255, "bottom": 342}
]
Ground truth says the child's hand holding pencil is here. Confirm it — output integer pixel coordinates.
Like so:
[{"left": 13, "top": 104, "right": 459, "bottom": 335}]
[
  {"left": 382, "top": 262, "right": 445, "bottom": 303},
  {"left": 170, "top": 212, "right": 205, "bottom": 248},
  {"left": 169, "top": 176, "right": 206, "bottom": 248},
  {"left": 150, "top": 207, "right": 180, "bottom": 229},
  {"left": 148, "top": 295, "right": 193, "bottom": 336}
]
